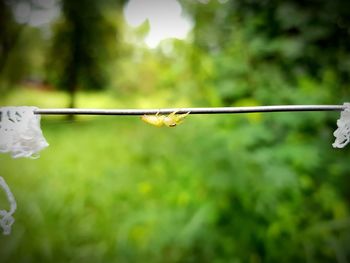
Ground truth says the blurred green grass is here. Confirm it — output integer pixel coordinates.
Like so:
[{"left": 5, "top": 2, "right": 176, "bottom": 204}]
[
  {"left": 1, "top": 88, "right": 349, "bottom": 262},
  {"left": 0, "top": 119, "right": 208, "bottom": 262},
  {"left": 0, "top": 88, "right": 216, "bottom": 262}
]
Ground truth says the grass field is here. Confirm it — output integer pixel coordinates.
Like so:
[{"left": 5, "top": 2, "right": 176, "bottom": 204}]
[
  {"left": 0, "top": 89, "right": 223, "bottom": 262},
  {"left": 1, "top": 88, "right": 349, "bottom": 262},
  {"left": 0, "top": 119, "right": 209, "bottom": 262}
]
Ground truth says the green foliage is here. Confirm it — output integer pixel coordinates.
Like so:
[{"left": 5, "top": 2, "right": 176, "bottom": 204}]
[
  {"left": 1, "top": 0, "right": 350, "bottom": 262},
  {"left": 181, "top": 0, "right": 350, "bottom": 83},
  {"left": 178, "top": 0, "right": 350, "bottom": 107}
]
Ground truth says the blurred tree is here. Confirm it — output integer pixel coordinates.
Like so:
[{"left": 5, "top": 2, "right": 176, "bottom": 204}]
[
  {"left": 48, "top": 0, "right": 127, "bottom": 108},
  {"left": 178, "top": 1, "right": 350, "bottom": 261},
  {"left": 0, "top": 0, "right": 50, "bottom": 93},
  {"left": 229, "top": 0, "right": 350, "bottom": 87},
  {"left": 181, "top": 0, "right": 350, "bottom": 105},
  {"left": 0, "top": 0, "right": 24, "bottom": 91},
  {"left": 0, "top": 0, "right": 21, "bottom": 74}
]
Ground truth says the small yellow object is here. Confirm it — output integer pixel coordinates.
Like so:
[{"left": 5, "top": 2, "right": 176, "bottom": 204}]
[{"left": 141, "top": 111, "right": 190, "bottom": 127}]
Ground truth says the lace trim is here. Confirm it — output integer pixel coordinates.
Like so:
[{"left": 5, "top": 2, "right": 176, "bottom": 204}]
[
  {"left": 0, "top": 176, "right": 16, "bottom": 235},
  {"left": 0, "top": 106, "right": 49, "bottom": 158},
  {"left": 333, "top": 103, "right": 350, "bottom": 148}
]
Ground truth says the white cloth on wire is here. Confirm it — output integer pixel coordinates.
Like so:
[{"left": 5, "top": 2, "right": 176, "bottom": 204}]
[
  {"left": 0, "top": 106, "right": 49, "bottom": 158},
  {"left": 333, "top": 103, "right": 350, "bottom": 148}
]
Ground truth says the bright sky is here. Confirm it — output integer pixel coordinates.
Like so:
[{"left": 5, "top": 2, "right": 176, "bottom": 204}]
[{"left": 124, "top": 0, "right": 192, "bottom": 48}]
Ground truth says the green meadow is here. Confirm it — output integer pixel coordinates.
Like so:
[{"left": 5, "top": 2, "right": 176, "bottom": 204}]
[
  {"left": 1, "top": 89, "right": 349, "bottom": 262},
  {"left": 1, "top": 0, "right": 350, "bottom": 261}
]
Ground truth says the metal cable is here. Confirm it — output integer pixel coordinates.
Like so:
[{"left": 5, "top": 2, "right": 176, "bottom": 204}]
[{"left": 34, "top": 105, "right": 345, "bottom": 116}]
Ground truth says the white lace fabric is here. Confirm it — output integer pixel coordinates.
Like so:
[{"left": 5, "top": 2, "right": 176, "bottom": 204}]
[
  {"left": 0, "top": 106, "right": 48, "bottom": 235},
  {"left": 332, "top": 103, "right": 350, "bottom": 148},
  {"left": 0, "top": 106, "right": 49, "bottom": 158},
  {"left": 0, "top": 176, "right": 16, "bottom": 235}
]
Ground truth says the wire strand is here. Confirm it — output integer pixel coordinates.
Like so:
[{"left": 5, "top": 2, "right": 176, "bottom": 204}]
[{"left": 34, "top": 105, "right": 345, "bottom": 116}]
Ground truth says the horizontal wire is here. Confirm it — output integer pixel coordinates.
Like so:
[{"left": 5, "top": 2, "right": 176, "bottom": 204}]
[{"left": 34, "top": 105, "right": 345, "bottom": 116}]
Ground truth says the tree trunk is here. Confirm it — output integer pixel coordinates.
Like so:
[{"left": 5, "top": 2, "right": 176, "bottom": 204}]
[{"left": 66, "top": 63, "right": 78, "bottom": 121}]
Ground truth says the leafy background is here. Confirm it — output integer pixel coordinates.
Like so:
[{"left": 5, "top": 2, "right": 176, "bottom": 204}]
[{"left": 1, "top": 0, "right": 350, "bottom": 262}]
